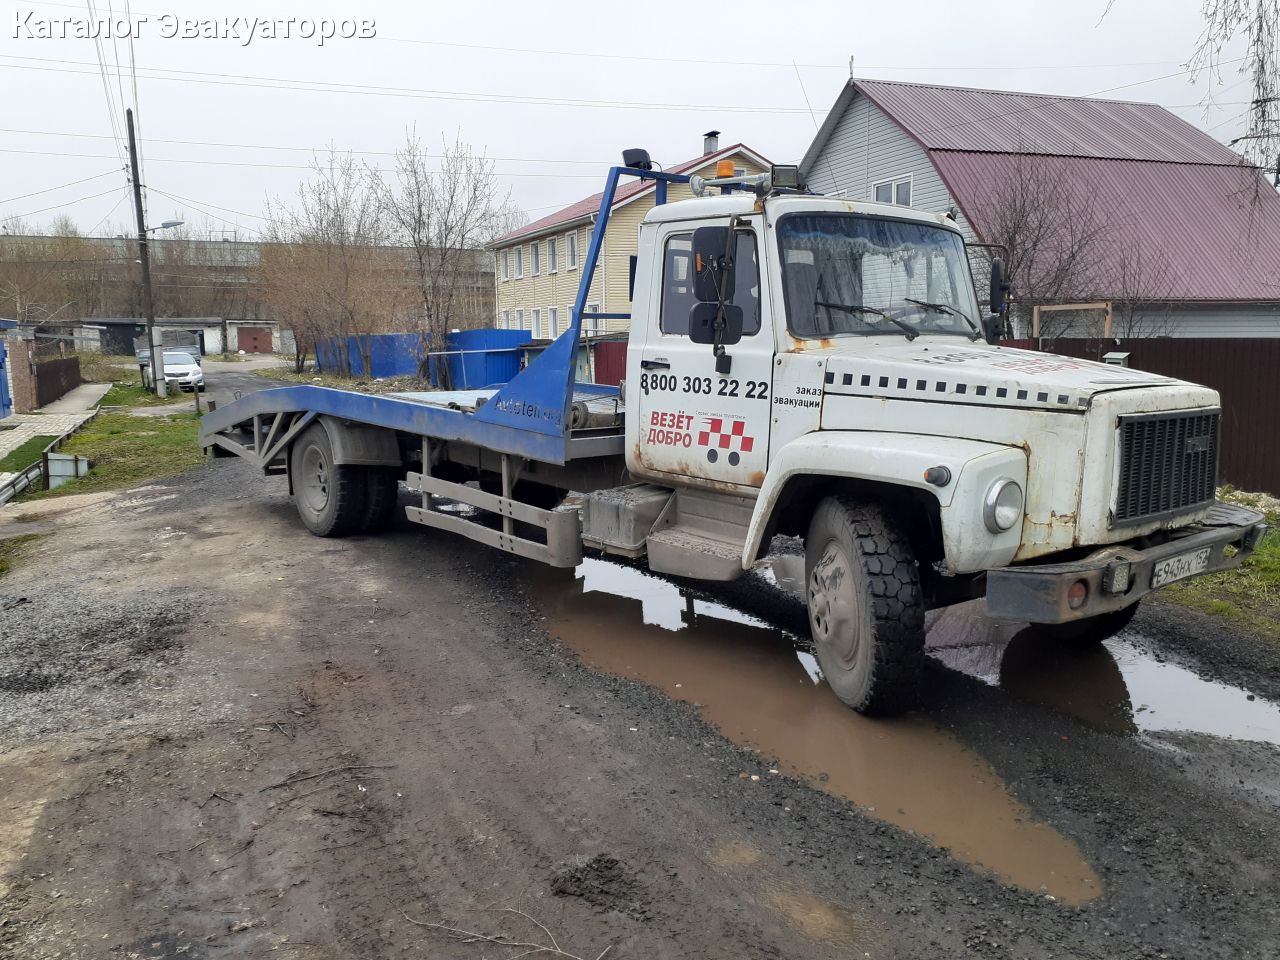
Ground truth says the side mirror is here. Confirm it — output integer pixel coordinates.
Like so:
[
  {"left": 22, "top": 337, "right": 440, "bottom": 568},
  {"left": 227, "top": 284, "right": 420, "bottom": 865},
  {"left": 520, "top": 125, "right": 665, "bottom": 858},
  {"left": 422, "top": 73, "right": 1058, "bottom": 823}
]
[
  {"left": 689, "top": 302, "right": 744, "bottom": 346},
  {"left": 980, "top": 314, "right": 1003, "bottom": 345},
  {"left": 691, "top": 226, "right": 735, "bottom": 303},
  {"left": 990, "top": 257, "right": 1012, "bottom": 315}
]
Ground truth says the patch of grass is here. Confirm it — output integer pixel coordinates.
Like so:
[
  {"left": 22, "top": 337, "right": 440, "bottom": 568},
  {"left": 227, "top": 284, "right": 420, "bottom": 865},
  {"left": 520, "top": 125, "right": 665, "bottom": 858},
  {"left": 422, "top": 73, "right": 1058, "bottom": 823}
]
[
  {"left": 0, "top": 436, "right": 56, "bottom": 472},
  {"left": 78, "top": 353, "right": 140, "bottom": 384},
  {"left": 0, "top": 533, "right": 42, "bottom": 578},
  {"left": 100, "top": 379, "right": 188, "bottom": 407},
  {"left": 1165, "top": 527, "right": 1280, "bottom": 641},
  {"left": 21, "top": 412, "right": 203, "bottom": 499}
]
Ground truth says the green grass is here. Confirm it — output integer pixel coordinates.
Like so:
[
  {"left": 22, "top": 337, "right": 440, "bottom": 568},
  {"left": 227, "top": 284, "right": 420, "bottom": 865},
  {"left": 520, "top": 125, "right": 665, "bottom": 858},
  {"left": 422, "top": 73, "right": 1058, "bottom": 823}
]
[
  {"left": 0, "top": 436, "right": 56, "bottom": 472},
  {"left": 1164, "top": 489, "right": 1280, "bottom": 641},
  {"left": 20, "top": 412, "right": 204, "bottom": 499},
  {"left": 0, "top": 534, "right": 42, "bottom": 578},
  {"left": 100, "top": 379, "right": 189, "bottom": 407}
]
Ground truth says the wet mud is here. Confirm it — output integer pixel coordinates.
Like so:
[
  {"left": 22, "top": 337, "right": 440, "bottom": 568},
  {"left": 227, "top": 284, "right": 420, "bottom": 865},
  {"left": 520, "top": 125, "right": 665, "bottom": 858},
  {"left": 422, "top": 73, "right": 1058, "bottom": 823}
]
[{"left": 528, "top": 557, "right": 1102, "bottom": 903}]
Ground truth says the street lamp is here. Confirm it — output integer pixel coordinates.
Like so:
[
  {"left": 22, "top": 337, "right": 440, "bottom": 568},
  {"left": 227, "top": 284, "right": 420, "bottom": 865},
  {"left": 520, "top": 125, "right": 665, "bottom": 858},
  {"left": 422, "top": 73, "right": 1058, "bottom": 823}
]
[{"left": 147, "top": 220, "right": 184, "bottom": 233}]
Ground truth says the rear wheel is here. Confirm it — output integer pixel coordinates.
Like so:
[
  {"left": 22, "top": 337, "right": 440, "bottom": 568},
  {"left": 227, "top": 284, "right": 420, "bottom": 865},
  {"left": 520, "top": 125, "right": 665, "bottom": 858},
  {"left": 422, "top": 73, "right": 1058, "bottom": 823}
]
[
  {"left": 290, "top": 424, "right": 366, "bottom": 537},
  {"left": 805, "top": 498, "right": 926, "bottom": 715},
  {"left": 1036, "top": 602, "right": 1140, "bottom": 646},
  {"left": 360, "top": 467, "right": 402, "bottom": 533}
]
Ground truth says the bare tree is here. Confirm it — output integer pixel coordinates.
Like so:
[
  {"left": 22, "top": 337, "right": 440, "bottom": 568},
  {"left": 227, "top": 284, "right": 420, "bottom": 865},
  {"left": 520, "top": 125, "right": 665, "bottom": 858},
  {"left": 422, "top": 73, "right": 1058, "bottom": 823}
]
[
  {"left": 376, "top": 133, "right": 522, "bottom": 385},
  {"left": 1189, "top": 0, "right": 1278, "bottom": 174},
  {"left": 258, "top": 152, "right": 409, "bottom": 374}
]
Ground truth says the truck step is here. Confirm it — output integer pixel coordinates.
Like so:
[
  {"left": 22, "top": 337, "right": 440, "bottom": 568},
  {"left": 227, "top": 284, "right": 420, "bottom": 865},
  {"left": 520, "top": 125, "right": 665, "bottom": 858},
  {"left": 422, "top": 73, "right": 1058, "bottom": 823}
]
[
  {"left": 646, "top": 525, "right": 746, "bottom": 581},
  {"left": 644, "top": 488, "right": 754, "bottom": 581}
]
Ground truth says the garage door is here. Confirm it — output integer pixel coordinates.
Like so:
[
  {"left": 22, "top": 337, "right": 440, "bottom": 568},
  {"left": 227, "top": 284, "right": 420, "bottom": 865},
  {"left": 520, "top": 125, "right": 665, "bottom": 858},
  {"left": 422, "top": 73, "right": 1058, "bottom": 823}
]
[{"left": 237, "top": 327, "right": 273, "bottom": 353}]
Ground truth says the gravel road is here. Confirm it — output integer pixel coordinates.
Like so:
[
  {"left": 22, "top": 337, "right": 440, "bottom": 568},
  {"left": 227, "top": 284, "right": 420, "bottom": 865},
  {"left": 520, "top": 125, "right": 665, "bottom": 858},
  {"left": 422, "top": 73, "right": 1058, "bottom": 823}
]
[{"left": 1, "top": 452, "right": 1278, "bottom": 959}]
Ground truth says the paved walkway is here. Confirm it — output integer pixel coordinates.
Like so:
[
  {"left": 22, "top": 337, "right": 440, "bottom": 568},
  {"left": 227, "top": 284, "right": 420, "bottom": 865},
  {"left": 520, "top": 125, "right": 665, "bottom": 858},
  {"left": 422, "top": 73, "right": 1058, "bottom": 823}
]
[{"left": 0, "top": 382, "right": 111, "bottom": 475}]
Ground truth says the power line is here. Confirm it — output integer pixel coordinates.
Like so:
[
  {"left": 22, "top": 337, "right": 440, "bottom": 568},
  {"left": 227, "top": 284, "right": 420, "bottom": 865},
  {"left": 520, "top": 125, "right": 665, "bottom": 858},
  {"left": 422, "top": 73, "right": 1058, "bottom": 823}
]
[
  {"left": 0, "top": 169, "right": 120, "bottom": 205},
  {"left": 0, "top": 145, "right": 608, "bottom": 178},
  {"left": 1, "top": 185, "right": 129, "bottom": 222},
  {"left": 0, "top": 127, "right": 616, "bottom": 165},
  {"left": 87, "top": 187, "right": 131, "bottom": 234},
  {"left": 0, "top": 55, "right": 813, "bottom": 115},
  {"left": 149, "top": 187, "right": 267, "bottom": 221}
]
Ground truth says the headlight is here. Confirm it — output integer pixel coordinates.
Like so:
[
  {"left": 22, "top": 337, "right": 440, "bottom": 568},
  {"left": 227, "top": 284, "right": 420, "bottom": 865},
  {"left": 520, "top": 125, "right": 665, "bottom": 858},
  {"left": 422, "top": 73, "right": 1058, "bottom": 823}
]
[{"left": 983, "top": 479, "right": 1023, "bottom": 533}]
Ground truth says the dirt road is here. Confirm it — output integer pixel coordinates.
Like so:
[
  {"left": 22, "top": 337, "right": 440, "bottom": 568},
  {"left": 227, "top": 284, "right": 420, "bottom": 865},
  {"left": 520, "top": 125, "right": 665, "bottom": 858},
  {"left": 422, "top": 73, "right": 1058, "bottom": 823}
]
[{"left": 2, "top": 458, "right": 1279, "bottom": 959}]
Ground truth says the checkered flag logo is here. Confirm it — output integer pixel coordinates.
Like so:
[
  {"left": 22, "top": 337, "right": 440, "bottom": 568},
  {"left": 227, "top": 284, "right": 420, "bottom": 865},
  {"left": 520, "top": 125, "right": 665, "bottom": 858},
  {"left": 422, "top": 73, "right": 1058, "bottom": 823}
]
[{"left": 697, "top": 418, "right": 754, "bottom": 453}]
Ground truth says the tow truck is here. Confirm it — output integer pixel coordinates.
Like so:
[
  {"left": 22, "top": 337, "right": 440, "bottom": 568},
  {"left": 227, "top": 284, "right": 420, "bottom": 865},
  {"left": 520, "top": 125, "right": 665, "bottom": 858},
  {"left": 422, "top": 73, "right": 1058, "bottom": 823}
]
[{"left": 200, "top": 154, "right": 1268, "bottom": 715}]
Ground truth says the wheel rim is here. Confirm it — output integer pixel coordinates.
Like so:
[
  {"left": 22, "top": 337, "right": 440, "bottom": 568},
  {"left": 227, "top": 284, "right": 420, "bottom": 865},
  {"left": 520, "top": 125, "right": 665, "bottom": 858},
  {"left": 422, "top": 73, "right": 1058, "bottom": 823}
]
[
  {"left": 300, "top": 443, "right": 329, "bottom": 513},
  {"left": 808, "top": 540, "right": 862, "bottom": 669}
]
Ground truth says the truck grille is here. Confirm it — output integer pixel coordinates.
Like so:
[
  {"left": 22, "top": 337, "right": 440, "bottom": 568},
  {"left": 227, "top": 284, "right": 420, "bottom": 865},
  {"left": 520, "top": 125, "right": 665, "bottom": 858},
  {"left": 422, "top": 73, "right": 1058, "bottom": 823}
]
[{"left": 1115, "top": 410, "right": 1219, "bottom": 525}]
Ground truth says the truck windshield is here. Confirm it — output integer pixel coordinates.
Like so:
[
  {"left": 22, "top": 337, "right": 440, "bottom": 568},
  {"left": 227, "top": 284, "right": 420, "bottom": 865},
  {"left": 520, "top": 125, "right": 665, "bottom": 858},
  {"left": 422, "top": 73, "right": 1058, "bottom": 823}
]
[{"left": 779, "top": 214, "right": 980, "bottom": 339}]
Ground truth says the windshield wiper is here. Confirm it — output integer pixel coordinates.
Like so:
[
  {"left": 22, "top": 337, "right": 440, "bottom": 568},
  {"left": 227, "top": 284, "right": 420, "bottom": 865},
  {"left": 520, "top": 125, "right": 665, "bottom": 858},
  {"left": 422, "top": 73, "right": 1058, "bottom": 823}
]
[
  {"left": 903, "top": 298, "right": 982, "bottom": 341},
  {"left": 815, "top": 300, "right": 919, "bottom": 341}
]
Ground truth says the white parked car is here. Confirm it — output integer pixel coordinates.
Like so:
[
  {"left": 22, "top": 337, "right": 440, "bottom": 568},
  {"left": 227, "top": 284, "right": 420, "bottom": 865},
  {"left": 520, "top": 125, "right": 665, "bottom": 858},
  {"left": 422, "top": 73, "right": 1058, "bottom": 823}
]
[{"left": 159, "top": 351, "right": 205, "bottom": 392}]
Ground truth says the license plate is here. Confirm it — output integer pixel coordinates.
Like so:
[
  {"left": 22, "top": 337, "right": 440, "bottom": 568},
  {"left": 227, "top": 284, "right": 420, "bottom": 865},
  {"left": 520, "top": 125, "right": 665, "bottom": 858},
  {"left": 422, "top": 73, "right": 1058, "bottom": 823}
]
[{"left": 1151, "top": 547, "right": 1211, "bottom": 587}]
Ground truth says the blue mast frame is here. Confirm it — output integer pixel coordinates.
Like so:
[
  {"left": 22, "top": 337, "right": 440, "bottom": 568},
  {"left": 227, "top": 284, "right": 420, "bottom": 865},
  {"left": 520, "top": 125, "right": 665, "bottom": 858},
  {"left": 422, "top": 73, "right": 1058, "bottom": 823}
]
[{"left": 471, "top": 165, "right": 693, "bottom": 440}]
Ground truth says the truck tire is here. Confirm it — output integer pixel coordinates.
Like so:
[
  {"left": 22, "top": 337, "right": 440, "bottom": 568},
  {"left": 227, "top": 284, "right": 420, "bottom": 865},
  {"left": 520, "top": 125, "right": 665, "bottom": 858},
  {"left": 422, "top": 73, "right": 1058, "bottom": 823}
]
[
  {"left": 290, "top": 424, "right": 367, "bottom": 537},
  {"left": 360, "top": 467, "right": 401, "bottom": 533},
  {"left": 1037, "top": 602, "right": 1140, "bottom": 646},
  {"left": 805, "top": 498, "right": 926, "bottom": 715}
]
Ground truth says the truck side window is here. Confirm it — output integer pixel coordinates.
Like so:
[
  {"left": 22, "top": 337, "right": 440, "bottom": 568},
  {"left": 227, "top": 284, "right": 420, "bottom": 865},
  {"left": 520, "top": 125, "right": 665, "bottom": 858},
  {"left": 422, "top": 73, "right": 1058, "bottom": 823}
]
[{"left": 660, "top": 232, "right": 761, "bottom": 336}]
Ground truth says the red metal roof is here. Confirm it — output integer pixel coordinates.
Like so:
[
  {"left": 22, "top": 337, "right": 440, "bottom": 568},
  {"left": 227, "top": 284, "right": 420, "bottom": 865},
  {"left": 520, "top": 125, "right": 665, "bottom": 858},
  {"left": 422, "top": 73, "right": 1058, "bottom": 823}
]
[
  {"left": 494, "top": 143, "right": 769, "bottom": 245},
  {"left": 854, "top": 79, "right": 1243, "bottom": 165},
  {"left": 934, "top": 151, "right": 1280, "bottom": 302}
]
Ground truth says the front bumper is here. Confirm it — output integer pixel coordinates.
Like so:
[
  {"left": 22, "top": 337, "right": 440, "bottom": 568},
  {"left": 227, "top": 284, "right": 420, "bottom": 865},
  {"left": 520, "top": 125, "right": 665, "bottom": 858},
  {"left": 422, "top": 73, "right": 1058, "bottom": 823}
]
[{"left": 986, "top": 502, "right": 1267, "bottom": 623}]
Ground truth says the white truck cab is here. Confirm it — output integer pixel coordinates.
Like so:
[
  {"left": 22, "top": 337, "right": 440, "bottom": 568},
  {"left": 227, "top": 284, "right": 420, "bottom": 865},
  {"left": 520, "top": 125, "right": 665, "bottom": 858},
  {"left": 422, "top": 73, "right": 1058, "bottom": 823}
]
[{"left": 615, "top": 186, "right": 1265, "bottom": 712}]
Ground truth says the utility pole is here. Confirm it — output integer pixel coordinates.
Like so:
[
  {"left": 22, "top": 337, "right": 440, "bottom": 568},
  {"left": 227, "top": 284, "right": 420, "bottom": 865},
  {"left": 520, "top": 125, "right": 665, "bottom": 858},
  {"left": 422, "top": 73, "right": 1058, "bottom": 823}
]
[{"left": 126, "top": 108, "right": 166, "bottom": 397}]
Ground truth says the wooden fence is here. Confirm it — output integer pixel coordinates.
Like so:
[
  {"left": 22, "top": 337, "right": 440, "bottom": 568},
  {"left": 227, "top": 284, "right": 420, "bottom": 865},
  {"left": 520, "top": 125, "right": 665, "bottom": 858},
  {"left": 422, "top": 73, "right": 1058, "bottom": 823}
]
[{"left": 1039, "top": 338, "right": 1279, "bottom": 496}]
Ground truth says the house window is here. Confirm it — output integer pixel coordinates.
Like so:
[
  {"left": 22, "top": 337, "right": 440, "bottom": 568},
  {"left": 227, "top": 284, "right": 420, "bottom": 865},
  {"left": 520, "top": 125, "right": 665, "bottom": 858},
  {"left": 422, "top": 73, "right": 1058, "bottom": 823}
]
[
  {"left": 501, "top": 250, "right": 510, "bottom": 281},
  {"left": 532, "top": 242, "right": 541, "bottom": 276},
  {"left": 586, "top": 302, "right": 601, "bottom": 336},
  {"left": 872, "top": 176, "right": 912, "bottom": 207},
  {"left": 502, "top": 309, "right": 510, "bottom": 329},
  {"left": 515, "top": 246, "right": 524, "bottom": 278},
  {"left": 516, "top": 308, "right": 525, "bottom": 329},
  {"left": 567, "top": 232, "right": 578, "bottom": 269},
  {"left": 548, "top": 306, "right": 559, "bottom": 334},
  {"left": 547, "top": 237, "right": 558, "bottom": 273},
  {"left": 532, "top": 308, "right": 542, "bottom": 337}
]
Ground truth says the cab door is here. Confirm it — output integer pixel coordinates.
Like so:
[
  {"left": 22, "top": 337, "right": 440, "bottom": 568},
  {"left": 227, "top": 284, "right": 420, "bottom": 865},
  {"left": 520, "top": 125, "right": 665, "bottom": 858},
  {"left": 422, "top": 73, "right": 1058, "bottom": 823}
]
[{"left": 635, "top": 220, "right": 774, "bottom": 488}]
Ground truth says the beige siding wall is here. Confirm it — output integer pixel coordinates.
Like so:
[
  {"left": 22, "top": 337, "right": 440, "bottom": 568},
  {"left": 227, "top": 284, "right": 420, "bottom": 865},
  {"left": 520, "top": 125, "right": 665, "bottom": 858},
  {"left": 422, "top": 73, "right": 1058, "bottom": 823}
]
[{"left": 493, "top": 150, "right": 765, "bottom": 336}]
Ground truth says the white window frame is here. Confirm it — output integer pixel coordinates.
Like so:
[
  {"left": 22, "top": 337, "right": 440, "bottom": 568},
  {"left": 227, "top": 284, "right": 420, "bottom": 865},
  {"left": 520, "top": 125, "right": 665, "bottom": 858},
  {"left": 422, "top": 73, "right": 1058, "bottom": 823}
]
[
  {"left": 567, "top": 232, "right": 578, "bottom": 270},
  {"left": 548, "top": 306, "right": 559, "bottom": 335},
  {"left": 547, "top": 237, "right": 558, "bottom": 273},
  {"left": 586, "top": 302, "right": 601, "bottom": 336},
  {"left": 532, "top": 307, "right": 542, "bottom": 338},
  {"left": 531, "top": 242, "right": 541, "bottom": 276},
  {"left": 501, "top": 250, "right": 510, "bottom": 281},
  {"left": 871, "top": 175, "right": 913, "bottom": 207},
  {"left": 502, "top": 309, "right": 510, "bottom": 328},
  {"left": 515, "top": 308, "right": 525, "bottom": 330},
  {"left": 515, "top": 246, "right": 524, "bottom": 279}
]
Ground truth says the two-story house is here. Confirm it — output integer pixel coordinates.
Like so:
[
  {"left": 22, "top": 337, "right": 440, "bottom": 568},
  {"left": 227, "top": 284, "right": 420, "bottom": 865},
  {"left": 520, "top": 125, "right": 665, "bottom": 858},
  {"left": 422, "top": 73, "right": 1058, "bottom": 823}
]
[{"left": 491, "top": 133, "right": 770, "bottom": 338}]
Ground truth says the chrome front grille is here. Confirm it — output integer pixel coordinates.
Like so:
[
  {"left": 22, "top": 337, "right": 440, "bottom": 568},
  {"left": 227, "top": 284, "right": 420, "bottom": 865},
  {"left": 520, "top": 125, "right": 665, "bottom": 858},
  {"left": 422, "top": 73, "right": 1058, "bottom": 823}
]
[{"left": 1115, "top": 410, "right": 1219, "bottom": 525}]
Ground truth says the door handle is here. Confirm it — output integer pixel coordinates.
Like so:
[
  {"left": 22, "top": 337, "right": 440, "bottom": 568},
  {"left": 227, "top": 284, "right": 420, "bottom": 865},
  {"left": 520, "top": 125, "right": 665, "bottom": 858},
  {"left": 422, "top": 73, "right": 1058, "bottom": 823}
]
[{"left": 641, "top": 358, "right": 671, "bottom": 370}]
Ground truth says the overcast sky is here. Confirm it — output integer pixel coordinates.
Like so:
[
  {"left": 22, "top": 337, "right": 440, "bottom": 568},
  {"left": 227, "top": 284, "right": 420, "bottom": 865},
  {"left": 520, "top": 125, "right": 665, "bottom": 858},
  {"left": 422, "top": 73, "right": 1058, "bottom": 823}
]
[{"left": 0, "top": 0, "right": 1252, "bottom": 239}]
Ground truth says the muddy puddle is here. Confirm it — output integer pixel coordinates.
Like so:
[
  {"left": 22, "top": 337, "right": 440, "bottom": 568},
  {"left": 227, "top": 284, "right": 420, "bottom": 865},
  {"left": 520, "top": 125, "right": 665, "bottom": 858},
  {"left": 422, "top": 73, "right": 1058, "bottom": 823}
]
[
  {"left": 927, "top": 602, "right": 1280, "bottom": 745},
  {"left": 526, "top": 556, "right": 1102, "bottom": 904}
]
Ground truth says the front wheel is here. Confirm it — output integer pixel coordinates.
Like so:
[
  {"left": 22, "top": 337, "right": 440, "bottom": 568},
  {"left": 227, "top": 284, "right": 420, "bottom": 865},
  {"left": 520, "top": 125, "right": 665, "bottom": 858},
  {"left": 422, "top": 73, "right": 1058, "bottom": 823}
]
[
  {"left": 290, "top": 424, "right": 367, "bottom": 537},
  {"left": 805, "top": 498, "right": 926, "bottom": 715},
  {"left": 1036, "top": 602, "right": 1140, "bottom": 646}
]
